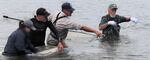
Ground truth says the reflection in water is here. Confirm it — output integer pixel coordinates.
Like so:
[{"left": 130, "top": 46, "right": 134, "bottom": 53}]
[
  {"left": 101, "top": 38, "right": 120, "bottom": 60},
  {"left": 1, "top": 52, "right": 73, "bottom": 60},
  {"left": 1, "top": 55, "right": 30, "bottom": 60}
]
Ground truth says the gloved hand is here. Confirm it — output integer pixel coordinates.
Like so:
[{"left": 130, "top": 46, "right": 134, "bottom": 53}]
[
  {"left": 107, "top": 21, "right": 116, "bottom": 26},
  {"left": 130, "top": 17, "right": 139, "bottom": 24}
]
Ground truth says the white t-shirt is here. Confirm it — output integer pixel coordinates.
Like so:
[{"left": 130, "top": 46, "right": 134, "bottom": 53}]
[{"left": 47, "top": 11, "right": 82, "bottom": 45}]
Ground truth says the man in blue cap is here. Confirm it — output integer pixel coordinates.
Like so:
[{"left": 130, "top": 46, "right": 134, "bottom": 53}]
[
  {"left": 47, "top": 2, "right": 102, "bottom": 52},
  {"left": 99, "top": 4, "right": 138, "bottom": 41}
]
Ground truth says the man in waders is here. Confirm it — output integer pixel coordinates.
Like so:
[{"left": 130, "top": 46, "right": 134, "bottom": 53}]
[
  {"left": 47, "top": 2, "right": 102, "bottom": 52},
  {"left": 99, "top": 4, "right": 138, "bottom": 41}
]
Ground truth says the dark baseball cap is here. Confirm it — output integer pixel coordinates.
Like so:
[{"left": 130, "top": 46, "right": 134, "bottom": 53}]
[
  {"left": 62, "top": 2, "right": 75, "bottom": 12},
  {"left": 109, "top": 4, "right": 118, "bottom": 9},
  {"left": 36, "top": 8, "right": 50, "bottom": 16},
  {"left": 24, "top": 20, "right": 36, "bottom": 31}
]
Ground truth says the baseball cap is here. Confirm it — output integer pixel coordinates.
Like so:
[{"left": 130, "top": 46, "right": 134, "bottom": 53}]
[
  {"left": 24, "top": 20, "right": 36, "bottom": 31},
  {"left": 109, "top": 4, "right": 118, "bottom": 9},
  {"left": 62, "top": 2, "right": 75, "bottom": 12},
  {"left": 36, "top": 8, "right": 50, "bottom": 16}
]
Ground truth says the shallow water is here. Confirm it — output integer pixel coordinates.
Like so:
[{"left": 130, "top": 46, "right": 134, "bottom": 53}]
[{"left": 0, "top": 0, "right": 150, "bottom": 60}]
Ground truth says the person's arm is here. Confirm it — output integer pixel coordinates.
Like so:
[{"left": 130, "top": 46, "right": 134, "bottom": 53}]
[
  {"left": 119, "top": 16, "right": 139, "bottom": 23},
  {"left": 26, "top": 38, "right": 38, "bottom": 53},
  {"left": 99, "top": 21, "right": 117, "bottom": 30},
  {"left": 99, "top": 17, "right": 117, "bottom": 30},
  {"left": 119, "top": 16, "right": 130, "bottom": 23},
  {"left": 46, "top": 21, "right": 60, "bottom": 42},
  {"left": 81, "top": 25, "right": 98, "bottom": 32},
  {"left": 99, "top": 23, "right": 109, "bottom": 30},
  {"left": 62, "top": 19, "right": 102, "bottom": 37},
  {"left": 81, "top": 25, "right": 102, "bottom": 37},
  {"left": 99, "top": 17, "right": 109, "bottom": 30},
  {"left": 118, "top": 15, "right": 138, "bottom": 23}
]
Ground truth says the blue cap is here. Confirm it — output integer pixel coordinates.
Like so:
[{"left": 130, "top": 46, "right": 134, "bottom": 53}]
[{"left": 62, "top": 2, "right": 75, "bottom": 12}]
